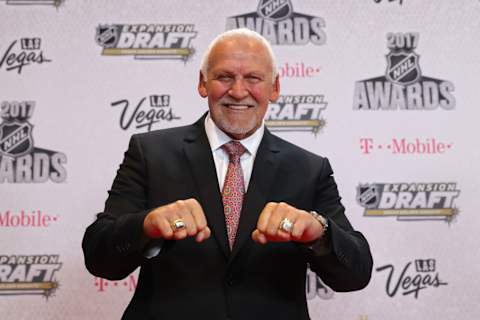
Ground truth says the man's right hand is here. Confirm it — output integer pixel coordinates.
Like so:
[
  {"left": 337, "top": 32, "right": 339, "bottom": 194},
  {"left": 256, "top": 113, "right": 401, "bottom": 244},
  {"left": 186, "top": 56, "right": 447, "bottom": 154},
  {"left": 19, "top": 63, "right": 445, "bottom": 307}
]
[{"left": 143, "top": 198, "right": 211, "bottom": 242}]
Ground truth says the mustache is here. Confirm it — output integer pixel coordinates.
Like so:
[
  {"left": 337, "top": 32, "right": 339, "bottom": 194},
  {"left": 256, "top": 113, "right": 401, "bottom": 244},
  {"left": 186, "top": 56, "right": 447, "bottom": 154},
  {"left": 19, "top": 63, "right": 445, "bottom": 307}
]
[{"left": 219, "top": 98, "right": 258, "bottom": 108}]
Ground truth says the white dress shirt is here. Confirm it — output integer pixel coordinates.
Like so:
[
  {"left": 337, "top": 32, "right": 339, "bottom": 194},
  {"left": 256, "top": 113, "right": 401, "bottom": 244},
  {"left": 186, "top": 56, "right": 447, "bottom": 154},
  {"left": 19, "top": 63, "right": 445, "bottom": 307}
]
[{"left": 204, "top": 113, "right": 265, "bottom": 192}]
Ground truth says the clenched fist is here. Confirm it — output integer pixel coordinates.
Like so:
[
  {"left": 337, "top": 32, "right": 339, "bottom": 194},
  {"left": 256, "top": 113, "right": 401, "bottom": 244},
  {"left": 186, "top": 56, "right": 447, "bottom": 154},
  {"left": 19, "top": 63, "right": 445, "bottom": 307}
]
[
  {"left": 143, "top": 198, "right": 211, "bottom": 242},
  {"left": 252, "top": 202, "right": 325, "bottom": 244}
]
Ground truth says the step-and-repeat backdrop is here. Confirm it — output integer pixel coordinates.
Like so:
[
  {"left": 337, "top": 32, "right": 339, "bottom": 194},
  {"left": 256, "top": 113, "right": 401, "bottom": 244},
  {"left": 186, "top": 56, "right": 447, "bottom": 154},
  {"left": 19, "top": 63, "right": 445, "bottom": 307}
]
[{"left": 1, "top": 1, "right": 479, "bottom": 319}]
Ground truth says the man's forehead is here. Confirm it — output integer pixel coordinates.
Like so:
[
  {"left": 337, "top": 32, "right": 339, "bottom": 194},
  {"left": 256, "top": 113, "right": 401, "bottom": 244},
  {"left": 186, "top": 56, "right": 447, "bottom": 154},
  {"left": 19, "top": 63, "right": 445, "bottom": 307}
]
[{"left": 208, "top": 38, "right": 270, "bottom": 69}]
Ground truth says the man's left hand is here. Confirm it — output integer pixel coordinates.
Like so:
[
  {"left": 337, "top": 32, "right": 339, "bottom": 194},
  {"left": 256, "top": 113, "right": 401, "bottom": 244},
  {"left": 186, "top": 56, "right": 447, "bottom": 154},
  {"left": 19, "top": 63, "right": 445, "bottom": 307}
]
[{"left": 252, "top": 202, "right": 325, "bottom": 244}]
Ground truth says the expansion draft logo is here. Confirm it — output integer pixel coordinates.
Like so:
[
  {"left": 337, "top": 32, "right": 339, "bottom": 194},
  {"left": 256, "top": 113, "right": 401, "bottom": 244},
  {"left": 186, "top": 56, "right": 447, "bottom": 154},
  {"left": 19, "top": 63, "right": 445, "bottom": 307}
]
[
  {"left": 0, "top": 255, "right": 62, "bottom": 298},
  {"left": 1, "top": 0, "right": 64, "bottom": 6},
  {"left": 356, "top": 183, "right": 460, "bottom": 223},
  {"left": 96, "top": 24, "right": 197, "bottom": 61},
  {"left": 353, "top": 33, "right": 455, "bottom": 110},
  {"left": 265, "top": 95, "right": 327, "bottom": 135},
  {"left": 0, "top": 101, "right": 67, "bottom": 183},
  {"left": 226, "top": 0, "right": 326, "bottom": 45}
]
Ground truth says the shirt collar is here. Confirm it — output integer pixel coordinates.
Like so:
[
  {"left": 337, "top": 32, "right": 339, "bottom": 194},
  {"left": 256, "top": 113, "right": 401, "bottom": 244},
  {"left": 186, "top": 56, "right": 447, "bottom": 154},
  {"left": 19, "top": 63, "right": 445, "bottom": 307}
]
[{"left": 204, "top": 113, "right": 265, "bottom": 155}]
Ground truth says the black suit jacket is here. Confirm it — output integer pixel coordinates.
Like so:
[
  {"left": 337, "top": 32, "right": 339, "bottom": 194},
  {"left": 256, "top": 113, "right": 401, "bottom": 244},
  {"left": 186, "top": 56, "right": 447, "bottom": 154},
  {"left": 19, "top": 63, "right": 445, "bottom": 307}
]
[{"left": 82, "top": 115, "right": 373, "bottom": 320}]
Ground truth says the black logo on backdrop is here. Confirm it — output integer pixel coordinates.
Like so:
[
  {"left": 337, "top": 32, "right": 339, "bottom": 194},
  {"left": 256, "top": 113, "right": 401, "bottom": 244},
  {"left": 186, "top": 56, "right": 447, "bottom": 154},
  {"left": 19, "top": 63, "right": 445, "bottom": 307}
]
[
  {"left": 265, "top": 94, "right": 327, "bottom": 135},
  {"left": 1, "top": 0, "right": 64, "bottom": 6},
  {"left": 226, "top": 0, "right": 326, "bottom": 45},
  {"left": 0, "top": 255, "right": 62, "bottom": 298},
  {"left": 353, "top": 33, "right": 455, "bottom": 110},
  {"left": 96, "top": 24, "right": 197, "bottom": 61},
  {"left": 356, "top": 182, "right": 459, "bottom": 223},
  {"left": 0, "top": 101, "right": 67, "bottom": 183},
  {"left": 0, "top": 38, "right": 51, "bottom": 74},
  {"left": 306, "top": 268, "right": 334, "bottom": 300},
  {"left": 373, "top": 0, "right": 404, "bottom": 5},
  {"left": 111, "top": 95, "right": 180, "bottom": 132},
  {"left": 376, "top": 259, "right": 447, "bottom": 298}
]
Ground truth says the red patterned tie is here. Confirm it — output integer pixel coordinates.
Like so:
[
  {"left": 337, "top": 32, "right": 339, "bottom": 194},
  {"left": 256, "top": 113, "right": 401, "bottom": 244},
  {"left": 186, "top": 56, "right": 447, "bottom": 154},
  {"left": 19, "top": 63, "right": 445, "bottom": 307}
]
[{"left": 221, "top": 141, "right": 246, "bottom": 249}]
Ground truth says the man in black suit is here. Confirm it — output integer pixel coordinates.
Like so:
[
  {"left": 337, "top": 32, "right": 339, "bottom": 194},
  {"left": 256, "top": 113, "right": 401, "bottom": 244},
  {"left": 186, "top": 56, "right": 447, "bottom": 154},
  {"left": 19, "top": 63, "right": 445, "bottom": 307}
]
[{"left": 82, "top": 28, "right": 373, "bottom": 320}]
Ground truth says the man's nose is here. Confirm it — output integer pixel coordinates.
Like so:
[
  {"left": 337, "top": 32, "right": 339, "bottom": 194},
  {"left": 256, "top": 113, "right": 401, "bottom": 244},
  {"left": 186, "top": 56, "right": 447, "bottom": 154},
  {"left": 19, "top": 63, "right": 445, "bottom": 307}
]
[{"left": 228, "top": 79, "right": 249, "bottom": 100}]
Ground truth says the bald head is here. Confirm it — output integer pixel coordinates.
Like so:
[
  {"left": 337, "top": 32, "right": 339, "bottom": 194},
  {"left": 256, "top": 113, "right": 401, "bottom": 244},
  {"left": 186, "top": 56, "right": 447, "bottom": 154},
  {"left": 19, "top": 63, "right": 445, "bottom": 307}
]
[{"left": 200, "top": 28, "right": 277, "bottom": 83}]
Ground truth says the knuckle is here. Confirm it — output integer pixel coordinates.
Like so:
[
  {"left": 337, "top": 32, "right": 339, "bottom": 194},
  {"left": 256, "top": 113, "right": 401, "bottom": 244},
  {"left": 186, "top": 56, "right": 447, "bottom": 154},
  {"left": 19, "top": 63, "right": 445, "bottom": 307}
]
[
  {"left": 186, "top": 198, "right": 200, "bottom": 209},
  {"left": 278, "top": 202, "right": 289, "bottom": 211},
  {"left": 197, "top": 220, "right": 206, "bottom": 230},
  {"left": 176, "top": 199, "right": 185, "bottom": 208},
  {"left": 169, "top": 202, "right": 180, "bottom": 213},
  {"left": 266, "top": 202, "right": 277, "bottom": 209}
]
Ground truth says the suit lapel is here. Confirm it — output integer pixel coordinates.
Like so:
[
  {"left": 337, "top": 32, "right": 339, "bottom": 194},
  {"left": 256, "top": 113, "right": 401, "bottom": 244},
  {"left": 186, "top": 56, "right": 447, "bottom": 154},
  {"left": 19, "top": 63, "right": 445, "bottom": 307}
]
[
  {"left": 229, "top": 129, "right": 280, "bottom": 262},
  {"left": 183, "top": 117, "right": 230, "bottom": 259}
]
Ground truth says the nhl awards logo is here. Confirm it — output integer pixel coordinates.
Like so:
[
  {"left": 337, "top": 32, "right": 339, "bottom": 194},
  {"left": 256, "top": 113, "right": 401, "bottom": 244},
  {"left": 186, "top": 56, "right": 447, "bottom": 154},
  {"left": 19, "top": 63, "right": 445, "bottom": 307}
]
[
  {"left": 96, "top": 24, "right": 197, "bottom": 61},
  {"left": 356, "top": 182, "right": 460, "bottom": 223},
  {"left": 353, "top": 33, "right": 455, "bottom": 110},
  {"left": 226, "top": 0, "right": 326, "bottom": 45},
  {"left": 265, "top": 95, "right": 327, "bottom": 135},
  {"left": 0, "top": 101, "right": 67, "bottom": 183},
  {"left": 0, "top": 254, "right": 62, "bottom": 298}
]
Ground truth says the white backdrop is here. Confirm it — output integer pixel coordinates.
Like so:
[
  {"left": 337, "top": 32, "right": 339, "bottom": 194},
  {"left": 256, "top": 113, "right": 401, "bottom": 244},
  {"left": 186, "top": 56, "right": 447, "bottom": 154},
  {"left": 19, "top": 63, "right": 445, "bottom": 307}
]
[{"left": 1, "top": 1, "right": 479, "bottom": 319}]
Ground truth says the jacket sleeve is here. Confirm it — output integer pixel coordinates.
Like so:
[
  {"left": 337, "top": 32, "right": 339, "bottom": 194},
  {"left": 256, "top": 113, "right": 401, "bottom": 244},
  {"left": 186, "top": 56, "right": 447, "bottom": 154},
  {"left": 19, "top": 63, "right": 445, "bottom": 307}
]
[
  {"left": 303, "top": 158, "right": 373, "bottom": 292},
  {"left": 82, "top": 134, "right": 155, "bottom": 280}
]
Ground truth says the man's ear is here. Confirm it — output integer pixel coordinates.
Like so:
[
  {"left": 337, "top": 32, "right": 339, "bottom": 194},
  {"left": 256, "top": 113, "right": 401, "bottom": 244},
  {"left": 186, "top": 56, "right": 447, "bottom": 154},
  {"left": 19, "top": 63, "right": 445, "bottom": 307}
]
[
  {"left": 198, "top": 71, "right": 208, "bottom": 98},
  {"left": 269, "top": 75, "right": 280, "bottom": 102}
]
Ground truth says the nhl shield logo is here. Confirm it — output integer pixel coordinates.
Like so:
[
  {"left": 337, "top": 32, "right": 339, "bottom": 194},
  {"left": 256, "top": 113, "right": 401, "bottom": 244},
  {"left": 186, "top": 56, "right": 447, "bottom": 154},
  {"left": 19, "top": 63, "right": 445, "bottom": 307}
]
[
  {"left": 257, "top": 0, "right": 293, "bottom": 21},
  {"left": 0, "top": 121, "right": 33, "bottom": 158},
  {"left": 95, "top": 25, "right": 119, "bottom": 48},
  {"left": 386, "top": 51, "right": 421, "bottom": 85},
  {"left": 356, "top": 184, "right": 379, "bottom": 209}
]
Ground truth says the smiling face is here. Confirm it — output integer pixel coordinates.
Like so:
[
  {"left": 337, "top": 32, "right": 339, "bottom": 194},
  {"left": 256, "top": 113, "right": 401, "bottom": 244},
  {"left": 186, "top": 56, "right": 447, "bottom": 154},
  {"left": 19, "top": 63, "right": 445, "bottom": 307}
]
[{"left": 198, "top": 36, "right": 280, "bottom": 140}]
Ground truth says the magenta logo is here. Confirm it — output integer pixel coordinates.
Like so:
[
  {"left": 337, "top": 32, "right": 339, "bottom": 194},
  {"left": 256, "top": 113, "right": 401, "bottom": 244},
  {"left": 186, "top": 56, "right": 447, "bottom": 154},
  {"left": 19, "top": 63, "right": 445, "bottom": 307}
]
[
  {"left": 359, "top": 138, "right": 453, "bottom": 155},
  {"left": 0, "top": 210, "right": 59, "bottom": 228},
  {"left": 277, "top": 62, "right": 320, "bottom": 79}
]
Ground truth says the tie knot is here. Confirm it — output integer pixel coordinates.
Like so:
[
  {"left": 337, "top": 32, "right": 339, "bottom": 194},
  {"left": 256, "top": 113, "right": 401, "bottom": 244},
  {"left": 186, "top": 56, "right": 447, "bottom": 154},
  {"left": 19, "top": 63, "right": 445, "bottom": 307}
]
[{"left": 222, "top": 141, "right": 246, "bottom": 163}]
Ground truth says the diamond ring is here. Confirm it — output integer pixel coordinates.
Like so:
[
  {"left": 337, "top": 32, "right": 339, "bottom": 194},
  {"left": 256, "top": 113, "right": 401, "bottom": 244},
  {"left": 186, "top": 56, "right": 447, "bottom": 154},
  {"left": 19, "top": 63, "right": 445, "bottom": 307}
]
[{"left": 279, "top": 218, "right": 293, "bottom": 233}]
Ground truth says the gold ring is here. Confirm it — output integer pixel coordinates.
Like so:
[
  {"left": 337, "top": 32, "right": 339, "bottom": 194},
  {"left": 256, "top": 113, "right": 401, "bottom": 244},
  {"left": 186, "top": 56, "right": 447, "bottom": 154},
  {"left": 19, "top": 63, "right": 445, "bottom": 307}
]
[{"left": 171, "top": 219, "right": 186, "bottom": 231}]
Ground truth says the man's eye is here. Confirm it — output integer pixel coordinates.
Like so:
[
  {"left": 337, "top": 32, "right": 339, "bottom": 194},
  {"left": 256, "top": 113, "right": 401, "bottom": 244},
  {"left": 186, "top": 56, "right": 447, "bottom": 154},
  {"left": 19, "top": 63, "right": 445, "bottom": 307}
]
[
  {"left": 246, "top": 76, "right": 261, "bottom": 83},
  {"left": 217, "top": 75, "right": 232, "bottom": 82}
]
